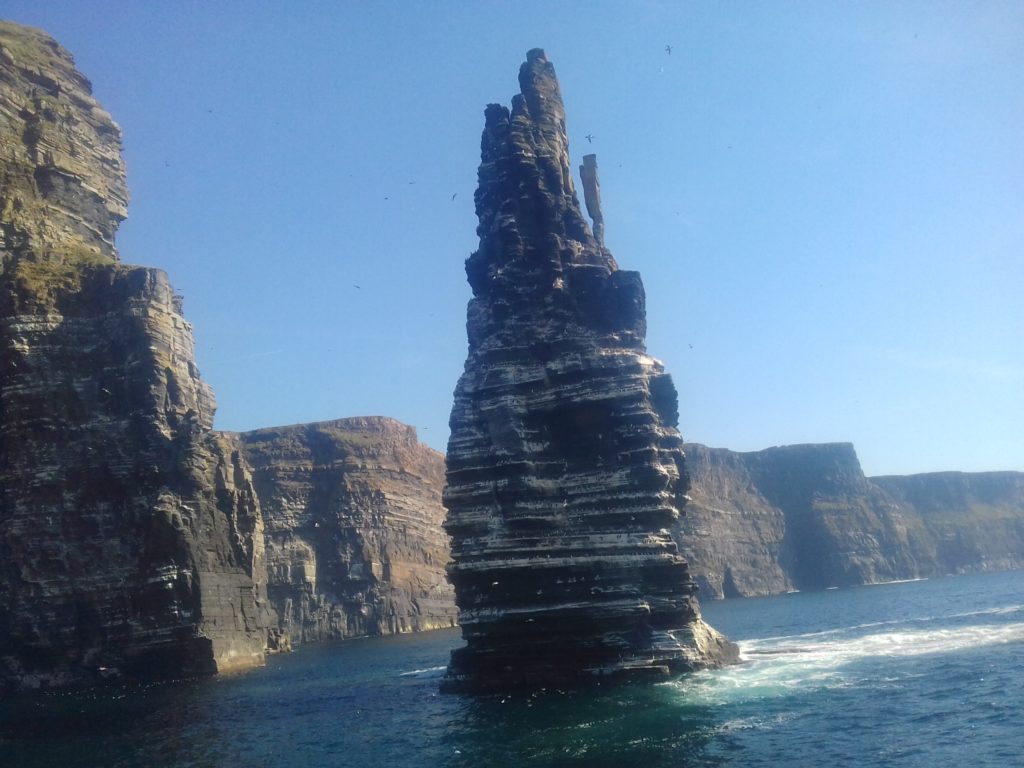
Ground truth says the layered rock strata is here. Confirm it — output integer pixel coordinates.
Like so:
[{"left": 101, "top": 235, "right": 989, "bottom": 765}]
[
  {"left": 0, "top": 21, "right": 272, "bottom": 691},
  {"left": 677, "top": 442, "right": 1024, "bottom": 598},
  {"left": 234, "top": 417, "right": 457, "bottom": 645},
  {"left": 442, "top": 49, "right": 737, "bottom": 692}
]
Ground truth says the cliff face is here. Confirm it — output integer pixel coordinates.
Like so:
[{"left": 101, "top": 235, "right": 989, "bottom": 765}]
[
  {"left": 442, "top": 50, "right": 736, "bottom": 693},
  {"left": 0, "top": 21, "right": 272, "bottom": 691},
  {"left": 678, "top": 444, "right": 793, "bottom": 598},
  {"left": 677, "top": 442, "right": 1024, "bottom": 599},
  {"left": 236, "top": 417, "right": 457, "bottom": 646},
  {"left": 872, "top": 471, "right": 1024, "bottom": 575}
]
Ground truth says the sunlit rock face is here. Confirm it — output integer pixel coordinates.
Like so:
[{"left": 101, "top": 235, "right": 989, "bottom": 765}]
[
  {"left": 442, "top": 49, "right": 737, "bottom": 692},
  {"left": 871, "top": 470, "right": 1024, "bottom": 575},
  {"left": 236, "top": 417, "right": 457, "bottom": 646},
  {"left": 0, "top": 21, "right": 272, "bottom": 691}
]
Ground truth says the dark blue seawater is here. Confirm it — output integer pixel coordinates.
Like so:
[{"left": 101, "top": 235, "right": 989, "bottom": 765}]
[{"left": 3, "top": 570, "right": 1022, "bottom": 767}]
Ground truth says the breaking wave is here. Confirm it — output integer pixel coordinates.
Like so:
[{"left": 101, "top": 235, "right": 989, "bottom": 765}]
[
  {"left": 753, "top": 602, "right": 1024, "bottom": 644},
  {"left": 671, "top": 620, "right": 1024, "bottom": 705}
]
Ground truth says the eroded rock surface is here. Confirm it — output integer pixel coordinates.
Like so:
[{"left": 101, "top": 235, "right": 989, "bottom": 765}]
[
  {"left": 236, "top": 417, "right": 457, "bottom": 646},
  {"left": 442, "top": 49, "right": 737, "bottom": 693},
  {"left": 0, "top": 22, "right": 127, "bottom": 266},
  {"left": 0, "top": 21, "right": 272, "bottom": 691}
]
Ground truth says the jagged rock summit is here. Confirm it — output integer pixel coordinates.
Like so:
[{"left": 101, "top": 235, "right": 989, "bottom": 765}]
[{"left": 443, "top": 49, "right": 737, "bottom": 692}]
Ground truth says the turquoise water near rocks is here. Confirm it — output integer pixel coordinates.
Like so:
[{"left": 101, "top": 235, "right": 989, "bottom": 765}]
[{"left": 3, "top": 570, "right": 1022, "bottom": 767}]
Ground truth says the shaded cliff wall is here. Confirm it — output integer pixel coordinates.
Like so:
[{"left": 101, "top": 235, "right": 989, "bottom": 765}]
[
  {"left": 235, "top": 417, "right": 457, "bottom": 646},
  {"left": 677, "top": 442, "right": 1024, "bottom": 599},
  {"left": 0, "top": 21, "right": 272, "bottom": 691}
]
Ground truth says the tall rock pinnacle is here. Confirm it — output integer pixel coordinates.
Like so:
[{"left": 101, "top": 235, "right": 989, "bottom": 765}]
[{"left": 443, "top": 50, "right": 737, "bottom": 693}]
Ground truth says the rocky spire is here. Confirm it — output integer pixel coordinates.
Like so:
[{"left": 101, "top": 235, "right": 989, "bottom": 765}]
[
  {"left": 443, "top": 50, "right": 737, "bottom": 693},
  {"left": 580, "top": 153, "right": 605, "bottom": 246},
  {"left": 466, "top": 50, "right": 616, "bottom": 312}
]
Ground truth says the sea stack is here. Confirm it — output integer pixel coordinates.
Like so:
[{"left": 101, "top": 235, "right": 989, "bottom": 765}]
[{"left": 442, "top": 49, "right": 737, "bottom": 692}]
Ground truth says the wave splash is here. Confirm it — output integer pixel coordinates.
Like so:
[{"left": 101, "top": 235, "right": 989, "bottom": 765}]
[
  {"left": 672, "top": 620, "right": 1024, "bottom": 705},
  {"left": 754, "top": 603, "right": 1024, "bottom": 644}
]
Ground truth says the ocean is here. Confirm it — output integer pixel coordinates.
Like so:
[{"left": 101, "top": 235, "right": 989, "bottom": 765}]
[{"left": 3, "top": 570, "right": 1022, "bottom": 767}]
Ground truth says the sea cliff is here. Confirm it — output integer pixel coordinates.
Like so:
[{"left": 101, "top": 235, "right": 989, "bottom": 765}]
[
  {"left": 0, "top": 21, "right": 272, "bottom": 691},
  {"left": 235, "top": 417, "right": 457, "bottom": 646},
  {"left": 1, "top": 21, "right": 1021, "bottom": 693},
  {"left": 678, "top": 442, "right": 1024, "bottom": 598}
]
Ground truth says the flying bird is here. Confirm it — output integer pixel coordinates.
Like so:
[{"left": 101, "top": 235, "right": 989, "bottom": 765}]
[
  {"left": 451, "top": 192, "right": 458, "bottom": 200},
  {"left": 665, "top": 44, "right": 673, "bottom": 55},
  {"left": 585, "top": 134, "right": 594, "bottom": 143}
]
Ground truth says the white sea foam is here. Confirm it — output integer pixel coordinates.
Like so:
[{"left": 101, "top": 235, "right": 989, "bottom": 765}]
[
  {"left": 944, "top": 603, "right": 1024, "bottom": 619},
  {"left": 671, "top": 621, "right": 1024, "bottom": 705},
  {"left": 399, "top": 665, "right": 447, "bottom": 678},
  {"left": 753, "top": 603, "right": 1024, "bottom": 644}
]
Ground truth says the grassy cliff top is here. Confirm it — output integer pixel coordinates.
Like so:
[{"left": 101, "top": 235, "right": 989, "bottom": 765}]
[{"left": 1, "top": 20, "right": 129, "bottom": 310}]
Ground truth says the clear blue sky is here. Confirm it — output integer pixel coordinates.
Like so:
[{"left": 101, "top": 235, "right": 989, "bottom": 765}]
[{"left": 4, "top": 1, "right": 1021, "bottom": 476}]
